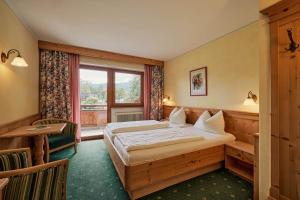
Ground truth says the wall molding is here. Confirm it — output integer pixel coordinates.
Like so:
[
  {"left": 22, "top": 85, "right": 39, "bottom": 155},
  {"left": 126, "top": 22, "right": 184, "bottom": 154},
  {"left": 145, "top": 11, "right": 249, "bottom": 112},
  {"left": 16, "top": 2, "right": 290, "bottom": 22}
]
[
  {"left": 38, "top": 40, "right": 164, "bottom": 66},
  {"left": 0, "top": 113, "right": 41, "bottom": 135}
]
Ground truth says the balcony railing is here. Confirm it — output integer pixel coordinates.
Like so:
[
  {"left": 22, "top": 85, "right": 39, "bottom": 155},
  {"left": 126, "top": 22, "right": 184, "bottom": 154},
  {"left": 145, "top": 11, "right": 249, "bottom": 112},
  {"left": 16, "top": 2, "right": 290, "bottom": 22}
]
[{"left": 80, "top": 104, "right": 107, "bottom": 127}]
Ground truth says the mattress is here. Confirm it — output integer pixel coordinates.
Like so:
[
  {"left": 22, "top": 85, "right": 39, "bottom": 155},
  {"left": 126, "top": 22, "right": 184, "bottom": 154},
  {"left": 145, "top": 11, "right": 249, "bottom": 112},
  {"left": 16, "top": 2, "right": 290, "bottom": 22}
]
[
  {"left": 109, "top": 126, "right": 236, "bottom": 166},
  {"left": 105, "top": 121, "right": 192, "bottom": 140}
]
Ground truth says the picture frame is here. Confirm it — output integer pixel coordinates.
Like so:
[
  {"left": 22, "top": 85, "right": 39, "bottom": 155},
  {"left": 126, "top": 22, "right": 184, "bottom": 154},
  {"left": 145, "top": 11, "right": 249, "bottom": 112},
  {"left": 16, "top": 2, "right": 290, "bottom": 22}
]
[{"left": 190, "top": 67, "right": 207, "bottom": 96}]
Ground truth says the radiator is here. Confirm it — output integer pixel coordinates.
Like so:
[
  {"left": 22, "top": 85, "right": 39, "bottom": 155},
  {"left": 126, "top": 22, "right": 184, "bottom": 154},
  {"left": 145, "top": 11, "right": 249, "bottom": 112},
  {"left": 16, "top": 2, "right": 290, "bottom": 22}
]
[{"left": 116, "top": 111, "right": 144, "bottom": 122}]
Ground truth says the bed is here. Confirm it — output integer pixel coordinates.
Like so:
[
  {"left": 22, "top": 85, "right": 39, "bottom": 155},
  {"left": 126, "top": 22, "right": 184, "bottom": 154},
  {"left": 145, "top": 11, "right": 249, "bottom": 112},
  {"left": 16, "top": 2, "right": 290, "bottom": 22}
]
[{"left": 104, "top": 106, "right": 259, "bottom": 199}]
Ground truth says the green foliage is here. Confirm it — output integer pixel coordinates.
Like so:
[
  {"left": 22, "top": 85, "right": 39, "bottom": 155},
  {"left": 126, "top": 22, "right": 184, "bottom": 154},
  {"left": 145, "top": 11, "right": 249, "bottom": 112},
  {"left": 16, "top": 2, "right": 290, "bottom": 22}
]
[{"left": 80, "top": 74, "right": 141, "bottom": 105}]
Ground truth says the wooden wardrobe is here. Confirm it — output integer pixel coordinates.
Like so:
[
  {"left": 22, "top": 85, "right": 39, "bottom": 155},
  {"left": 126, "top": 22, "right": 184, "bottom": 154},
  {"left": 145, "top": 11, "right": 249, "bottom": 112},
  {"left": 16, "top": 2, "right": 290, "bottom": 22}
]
[{"left": 262, "top": 1, "right": 300, "bottom": 199}]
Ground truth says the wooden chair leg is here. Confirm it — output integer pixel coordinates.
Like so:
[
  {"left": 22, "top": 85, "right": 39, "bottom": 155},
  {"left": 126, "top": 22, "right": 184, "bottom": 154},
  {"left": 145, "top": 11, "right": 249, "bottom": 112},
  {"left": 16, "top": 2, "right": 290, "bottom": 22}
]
[{"left": 44, "top": 136, "right": 50, "bottom": 163}]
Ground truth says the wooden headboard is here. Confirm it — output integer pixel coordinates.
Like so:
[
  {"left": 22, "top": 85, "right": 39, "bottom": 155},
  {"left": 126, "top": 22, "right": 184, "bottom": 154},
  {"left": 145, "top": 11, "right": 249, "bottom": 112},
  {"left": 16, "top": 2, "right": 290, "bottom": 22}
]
[{"left": 163, "top": 105, "right": 259, "bottom": 144}]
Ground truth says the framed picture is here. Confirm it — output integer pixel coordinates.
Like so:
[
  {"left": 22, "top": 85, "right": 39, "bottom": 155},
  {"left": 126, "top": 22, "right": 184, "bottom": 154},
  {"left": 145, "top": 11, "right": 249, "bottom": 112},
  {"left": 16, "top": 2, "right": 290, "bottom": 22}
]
[{"left": 190, "top": 67, "right": 207, "bottom": 96}]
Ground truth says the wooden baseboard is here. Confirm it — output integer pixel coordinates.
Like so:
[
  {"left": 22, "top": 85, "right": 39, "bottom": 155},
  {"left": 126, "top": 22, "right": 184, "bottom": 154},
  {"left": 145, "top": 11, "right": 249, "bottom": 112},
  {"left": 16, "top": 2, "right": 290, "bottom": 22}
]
[{"left": 81, "top": 134, "right": 104, "bottom": 141}]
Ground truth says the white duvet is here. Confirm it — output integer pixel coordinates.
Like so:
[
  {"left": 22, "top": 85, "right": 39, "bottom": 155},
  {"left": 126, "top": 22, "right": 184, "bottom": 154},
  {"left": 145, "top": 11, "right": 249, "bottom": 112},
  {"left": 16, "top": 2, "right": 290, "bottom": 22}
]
[
  {"left": 115, "top": 128, "right": 204, "bottom": 151},
  {"left": 106, "top": 120, "right": 169, "bottom": 134}
]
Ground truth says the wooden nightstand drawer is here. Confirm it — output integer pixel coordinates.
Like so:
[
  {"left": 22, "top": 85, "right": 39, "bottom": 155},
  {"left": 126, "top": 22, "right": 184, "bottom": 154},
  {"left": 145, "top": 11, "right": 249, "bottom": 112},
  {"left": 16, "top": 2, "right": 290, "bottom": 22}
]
[{"left": 226, "top": 146, "right": 254, "bottom": 165}]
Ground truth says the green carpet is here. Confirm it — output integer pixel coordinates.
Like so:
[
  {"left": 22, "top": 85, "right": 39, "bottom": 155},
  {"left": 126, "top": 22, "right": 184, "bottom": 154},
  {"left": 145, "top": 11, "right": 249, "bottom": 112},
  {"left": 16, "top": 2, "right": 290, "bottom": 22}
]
[{"left": 50, "top": 140, "right": 253, "bottom": 200}]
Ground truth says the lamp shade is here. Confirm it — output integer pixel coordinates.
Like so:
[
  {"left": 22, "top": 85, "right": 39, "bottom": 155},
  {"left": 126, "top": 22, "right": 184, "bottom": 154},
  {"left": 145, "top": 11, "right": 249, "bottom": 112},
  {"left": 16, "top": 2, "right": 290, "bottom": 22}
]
[
  {"left": 243, "top": 98, "right": 256, "bottom": 106},
  {"left": 11, "top": 56, "right": 28, "bottom": 67}
]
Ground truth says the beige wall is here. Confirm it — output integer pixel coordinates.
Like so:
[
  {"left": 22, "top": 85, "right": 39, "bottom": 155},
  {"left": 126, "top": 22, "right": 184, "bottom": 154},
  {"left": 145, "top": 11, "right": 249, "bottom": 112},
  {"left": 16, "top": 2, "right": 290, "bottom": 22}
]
[
  {"left": 0, "top": 1, "right": 39, "bottom": 125},
  {"left": 259, "top": 14, "right": 271, "bottom": 200},
  {"left": 164, "top": 22, "right": 259, "bottom": 113}
]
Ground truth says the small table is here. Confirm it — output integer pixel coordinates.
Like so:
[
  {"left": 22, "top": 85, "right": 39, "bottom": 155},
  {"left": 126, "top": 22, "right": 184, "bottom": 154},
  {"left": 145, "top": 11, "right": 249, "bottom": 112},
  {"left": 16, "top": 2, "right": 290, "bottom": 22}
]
[
  {"left": 0, "top": 178, "right": 9, "bottom": 200},
  {"left": 0, "top": 123, "right": 66, "bottom": 165}
]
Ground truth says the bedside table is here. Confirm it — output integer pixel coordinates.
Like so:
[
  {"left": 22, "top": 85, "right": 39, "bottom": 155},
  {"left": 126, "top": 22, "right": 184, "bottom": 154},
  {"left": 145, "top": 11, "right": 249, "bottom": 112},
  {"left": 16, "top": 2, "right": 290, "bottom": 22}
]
[{"left": 225, "top": 141, "right": 254, "bottom": 182}]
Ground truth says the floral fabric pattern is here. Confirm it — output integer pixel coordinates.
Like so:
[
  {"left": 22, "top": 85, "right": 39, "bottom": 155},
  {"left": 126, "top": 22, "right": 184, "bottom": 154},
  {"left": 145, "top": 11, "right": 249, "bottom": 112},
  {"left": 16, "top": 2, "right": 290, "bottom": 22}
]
[
  {"left": 150, "top": 66, "right": 164, "bottom": 120},
  {"left": 40, "top": 49, "right": 71, "bottom": 120}
]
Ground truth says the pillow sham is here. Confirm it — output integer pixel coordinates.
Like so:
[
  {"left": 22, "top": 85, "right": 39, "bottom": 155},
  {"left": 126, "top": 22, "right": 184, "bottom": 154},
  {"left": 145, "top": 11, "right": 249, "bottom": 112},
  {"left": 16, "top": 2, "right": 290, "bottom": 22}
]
[
  {"left": 194, "top": 110, "right": 211, "bottom": 128},
  {"left": 194, "top": 110, "right": 225, "bottom": 134},
  {"left": 170, "top": 107, "right": 186, "bottom": 124},
  {"left": 169, "top": 107, "right": 179, "bottom": 119}
]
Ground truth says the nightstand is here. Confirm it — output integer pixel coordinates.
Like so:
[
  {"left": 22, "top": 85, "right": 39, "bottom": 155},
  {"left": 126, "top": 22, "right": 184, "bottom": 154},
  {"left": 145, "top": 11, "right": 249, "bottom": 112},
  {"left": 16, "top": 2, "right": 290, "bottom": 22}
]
[{"left": 225, "top": 141, "right": 254, "bottom": 182}]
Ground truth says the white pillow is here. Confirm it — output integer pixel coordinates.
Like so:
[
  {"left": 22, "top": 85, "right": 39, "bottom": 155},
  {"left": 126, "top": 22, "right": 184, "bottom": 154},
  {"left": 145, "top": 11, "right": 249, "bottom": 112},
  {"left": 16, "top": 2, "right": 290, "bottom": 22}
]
[
  {"left": 194, "top": 110, "right": 225, "bottom": 134},
  {"left": 170, "top": 107, "right": 186, "bottom": 124},
  {"left": 194, "top": 110, "right": 211, "bottom": 128},
  {"left": 169, "top": 107, "right": 179, "bottom": 119}
]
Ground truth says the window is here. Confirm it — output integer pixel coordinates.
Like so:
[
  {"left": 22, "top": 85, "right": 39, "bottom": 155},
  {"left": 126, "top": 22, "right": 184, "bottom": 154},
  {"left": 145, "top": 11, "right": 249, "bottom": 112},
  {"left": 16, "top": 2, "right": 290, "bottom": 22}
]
[
  {"left": 114, "top": 71, "right": 143, "bottom": 105},
  {"left": 79, "top": 68, "right": 107, "bottom": 110}
]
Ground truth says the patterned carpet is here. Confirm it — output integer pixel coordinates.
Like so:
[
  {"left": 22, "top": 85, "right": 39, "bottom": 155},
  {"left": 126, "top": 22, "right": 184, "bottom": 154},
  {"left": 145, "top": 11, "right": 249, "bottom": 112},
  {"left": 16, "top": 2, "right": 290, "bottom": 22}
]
[{"left": 50, "top": 140, "right": 253, "bottom": 200}]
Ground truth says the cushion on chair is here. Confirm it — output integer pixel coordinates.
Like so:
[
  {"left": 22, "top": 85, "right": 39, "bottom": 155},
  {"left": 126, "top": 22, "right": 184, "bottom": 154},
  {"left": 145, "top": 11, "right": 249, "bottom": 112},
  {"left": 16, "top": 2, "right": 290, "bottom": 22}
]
[
  {"left": 48, "top": 134, "right": 75, "bottom": 150},
  {"left": 0, "top": 152, "right": 30, "bottom": 171},
  {"left": 3, "top": 164, "right": 66, "bottom": 200},
  {"left": 33, "top": 119, "right": 77, "bottom": 151}
]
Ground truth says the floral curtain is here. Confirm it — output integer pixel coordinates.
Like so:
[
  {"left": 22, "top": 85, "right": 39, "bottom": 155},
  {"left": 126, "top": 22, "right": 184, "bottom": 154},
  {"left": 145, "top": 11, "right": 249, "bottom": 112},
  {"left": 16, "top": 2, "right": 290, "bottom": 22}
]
[
  {"left": 144, "top": 65, "right": 164, "bottom": 120},
  {"left": 40, "top": 49, "right": 71, "bottom": 120}
]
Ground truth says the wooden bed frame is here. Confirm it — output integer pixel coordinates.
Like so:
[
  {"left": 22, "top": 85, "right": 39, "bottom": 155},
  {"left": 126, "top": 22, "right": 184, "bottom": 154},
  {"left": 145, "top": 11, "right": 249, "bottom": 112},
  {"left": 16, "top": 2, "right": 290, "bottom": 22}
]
[{"left": 104, "top": 105, "right": 259, "bottom": 199}]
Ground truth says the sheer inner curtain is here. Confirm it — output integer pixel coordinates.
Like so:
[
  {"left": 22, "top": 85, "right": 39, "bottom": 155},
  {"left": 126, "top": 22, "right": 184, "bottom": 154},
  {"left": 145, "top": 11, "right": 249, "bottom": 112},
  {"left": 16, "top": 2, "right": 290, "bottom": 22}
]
[
  {"left": 144, "top": 65, "right": 164, "bottom": 120},
  {"left": 40, "top": 49, "right": 81, "bottom": 141}
]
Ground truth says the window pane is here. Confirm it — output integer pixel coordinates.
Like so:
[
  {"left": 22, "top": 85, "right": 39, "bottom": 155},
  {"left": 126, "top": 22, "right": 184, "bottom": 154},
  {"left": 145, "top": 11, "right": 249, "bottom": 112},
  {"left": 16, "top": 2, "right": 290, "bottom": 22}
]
[
  {"left": 115, "top": 72, "right": 141, "bottom": 103},
  {"left": 80, "top": 69, "right": 107, "bottom": 110}
]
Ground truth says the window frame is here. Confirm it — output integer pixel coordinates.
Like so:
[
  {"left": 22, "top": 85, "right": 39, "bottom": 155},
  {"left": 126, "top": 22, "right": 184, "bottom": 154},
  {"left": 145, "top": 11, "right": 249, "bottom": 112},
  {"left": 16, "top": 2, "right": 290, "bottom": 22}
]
[{"left": 112, "top": 69, "right": 144, "bottom": 107}]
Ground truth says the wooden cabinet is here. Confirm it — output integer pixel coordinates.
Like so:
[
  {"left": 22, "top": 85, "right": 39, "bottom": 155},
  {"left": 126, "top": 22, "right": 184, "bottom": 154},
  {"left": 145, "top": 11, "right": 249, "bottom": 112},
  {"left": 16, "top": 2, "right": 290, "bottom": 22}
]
[{"left": 262, "top": 1, "right": 300, "bottom": 199}]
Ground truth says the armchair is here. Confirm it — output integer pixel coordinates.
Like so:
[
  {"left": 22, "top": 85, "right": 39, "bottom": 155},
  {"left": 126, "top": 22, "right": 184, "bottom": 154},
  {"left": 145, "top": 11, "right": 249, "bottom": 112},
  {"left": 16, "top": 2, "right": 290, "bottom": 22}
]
[
  {"left": 0, "top": 148, "right": 32, "bottom": 171},
  {"left": 0, "top": 159, "right": 68, "bottom": 200},
  {"left": 32, "top": 119, "right": 78, "bottom": 162}
]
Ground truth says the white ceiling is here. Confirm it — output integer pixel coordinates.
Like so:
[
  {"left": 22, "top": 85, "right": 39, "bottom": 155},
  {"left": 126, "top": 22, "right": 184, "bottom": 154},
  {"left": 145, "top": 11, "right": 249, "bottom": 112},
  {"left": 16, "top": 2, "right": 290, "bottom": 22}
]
[{"left": 6, "top": 0, "right": 258, "bottom": 61}]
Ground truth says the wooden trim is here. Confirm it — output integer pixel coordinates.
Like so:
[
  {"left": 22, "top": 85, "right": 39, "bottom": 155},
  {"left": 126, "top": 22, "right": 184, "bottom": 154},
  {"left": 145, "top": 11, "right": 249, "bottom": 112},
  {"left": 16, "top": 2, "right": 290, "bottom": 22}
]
[
  {"left": 104, "top": 132, "right": 224, "bottom": 199},
  {"left": 112, "top": 69, "right": 144, "bottom": 107},
  {"left": 0, "top": 114, "right": 41, "bottom": 135},
  {"left": 0, "top": 148, "right": 32, "bottom": 167},
  {"left": 79, "top": 65, "right": 145, "bottom": 122},
  {"left": 39, "top": 40, "right": 164, "bottom": 66},
  {"left": 81, "top": 134, "right": 103, "bottom": 141},
  {"left": 261, "top": 0, "right": 300, "bottom": 22},
  {"left": 254, "top": 134, "right": 259, "bottom": 200},
  {"left": 0, "top": 178, "right": 9, "bottom": 200}
]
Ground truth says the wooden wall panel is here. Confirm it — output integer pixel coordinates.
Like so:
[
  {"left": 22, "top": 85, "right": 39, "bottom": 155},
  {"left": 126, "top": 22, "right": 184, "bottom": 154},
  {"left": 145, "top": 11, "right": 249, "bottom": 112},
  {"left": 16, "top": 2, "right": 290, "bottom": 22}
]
[
  {"left": 163, "top": 105, "right": 259, "bottom": 144},
  {"left": 0, "top": 114, "right": 40, "bottom": 150}
]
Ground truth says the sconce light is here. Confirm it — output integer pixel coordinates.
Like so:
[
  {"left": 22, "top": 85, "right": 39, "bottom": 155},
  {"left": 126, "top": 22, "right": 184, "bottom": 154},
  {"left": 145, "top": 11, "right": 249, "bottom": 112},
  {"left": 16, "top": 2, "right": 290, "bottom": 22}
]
[
  {"left": 163, "top": 95, "right": 170, "bottom": 103},
  {"left": 243, "top": 91, "right": 257, "bottom": 106},
  {"left": 1, "top": 49, "right": 28, "bottom": 67}
]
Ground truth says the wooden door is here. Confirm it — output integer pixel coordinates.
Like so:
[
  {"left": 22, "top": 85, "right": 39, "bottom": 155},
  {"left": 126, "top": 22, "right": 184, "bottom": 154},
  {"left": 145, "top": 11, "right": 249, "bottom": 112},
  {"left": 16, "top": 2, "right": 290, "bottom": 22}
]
[{"left": 262, "top": 1, "right": 300, "bottom": 199}]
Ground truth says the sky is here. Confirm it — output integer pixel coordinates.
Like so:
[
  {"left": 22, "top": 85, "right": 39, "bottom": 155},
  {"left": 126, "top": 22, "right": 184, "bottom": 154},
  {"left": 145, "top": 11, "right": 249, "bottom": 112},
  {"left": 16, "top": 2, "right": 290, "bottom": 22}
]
[{"left": 80, "top": 69, "right": 139, "bottom": 84}]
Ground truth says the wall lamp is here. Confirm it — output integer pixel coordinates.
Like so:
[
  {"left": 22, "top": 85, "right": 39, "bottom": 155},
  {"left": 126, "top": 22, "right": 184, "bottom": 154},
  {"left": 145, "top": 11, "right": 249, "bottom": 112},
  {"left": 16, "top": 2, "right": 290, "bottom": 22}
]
[
  {"left": 1, "top": 49, "right": 28, "bottom": 67},
  {"left": 243, "top": 91, "right": 257, "bottom": 106},
  {"left": 163, "top": 95, "right": 170, "bottom": 103}
]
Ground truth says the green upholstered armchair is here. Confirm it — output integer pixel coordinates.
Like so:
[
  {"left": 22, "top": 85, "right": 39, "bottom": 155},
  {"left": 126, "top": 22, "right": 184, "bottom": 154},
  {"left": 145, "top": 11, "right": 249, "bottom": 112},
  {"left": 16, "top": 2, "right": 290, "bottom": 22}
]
[
  {"left": 32, "top": 119, "right": 78, "bottom": 162},
  {"left": 0, "top": 159, "right": 68, "bottom": 200},
  {"left": 0, "top": 148, "right": 32, "bottom": 171}
]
